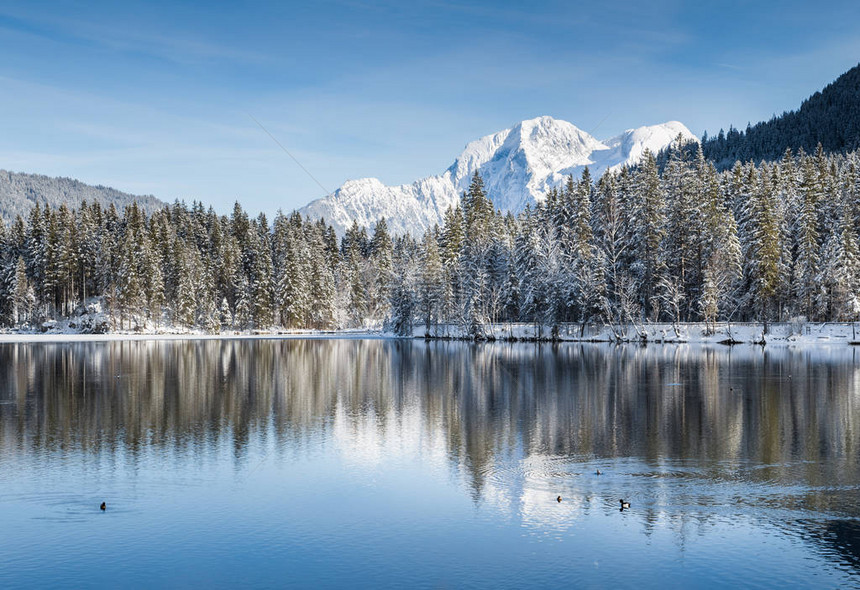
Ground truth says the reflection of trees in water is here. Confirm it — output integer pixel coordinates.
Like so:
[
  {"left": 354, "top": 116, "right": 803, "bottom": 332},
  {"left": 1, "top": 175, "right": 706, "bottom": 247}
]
[{"left": 1, "top": 341, "right": 860, "bottom": 499}]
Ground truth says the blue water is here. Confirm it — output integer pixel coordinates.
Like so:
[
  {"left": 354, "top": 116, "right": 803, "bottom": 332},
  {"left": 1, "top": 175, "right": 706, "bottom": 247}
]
[{"left": 1, "top": 340, "right": 859, "bottom": 588}]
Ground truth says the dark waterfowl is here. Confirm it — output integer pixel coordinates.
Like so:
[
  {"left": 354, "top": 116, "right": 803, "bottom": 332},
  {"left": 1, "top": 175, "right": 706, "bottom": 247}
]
[
  {"left": 619, "top": 499, "right": 630, "bottom": 509},
  {"left": 100, "top": 502, "right": 106, "bottom": 511},
  {"left": 557, "top": 495, "right": 562, "bottom": 503},
  {"left": 596, "top": 469, "right": 602, "bottom": 475}
]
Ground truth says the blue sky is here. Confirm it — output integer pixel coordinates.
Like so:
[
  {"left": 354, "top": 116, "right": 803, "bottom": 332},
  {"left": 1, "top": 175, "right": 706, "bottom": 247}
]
[{"left": 0, "top": 0, "right": 858, "bottom": 216}]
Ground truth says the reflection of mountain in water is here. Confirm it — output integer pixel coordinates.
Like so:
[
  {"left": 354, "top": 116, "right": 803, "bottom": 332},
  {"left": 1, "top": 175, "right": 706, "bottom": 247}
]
[{"left": 2, "top": 340, "right": 860, "bottom": 562}]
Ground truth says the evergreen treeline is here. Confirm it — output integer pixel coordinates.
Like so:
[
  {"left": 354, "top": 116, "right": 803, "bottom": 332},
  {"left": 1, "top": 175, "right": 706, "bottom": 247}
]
[
  {"left": 677, "top": 63, "right": 860, "bottom": 170},
  {"left": 2, "top": 142, "right": 859, "bottom": 335}
]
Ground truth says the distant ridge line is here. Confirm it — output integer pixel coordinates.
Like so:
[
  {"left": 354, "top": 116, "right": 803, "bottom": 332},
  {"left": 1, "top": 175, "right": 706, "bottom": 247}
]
[{"left": 0, "top": 169, "right": 166, "bottom": 221}]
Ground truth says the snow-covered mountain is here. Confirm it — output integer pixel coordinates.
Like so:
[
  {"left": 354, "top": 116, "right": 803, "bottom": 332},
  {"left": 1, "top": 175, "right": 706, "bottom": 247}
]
[{"left": 299, "top": 116, "right": 696, "bottom": 235}]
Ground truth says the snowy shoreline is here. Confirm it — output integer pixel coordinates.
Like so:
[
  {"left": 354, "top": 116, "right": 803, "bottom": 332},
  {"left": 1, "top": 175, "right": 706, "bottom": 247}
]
[
  {"left": 0, "top": 330, "right": 388, "bottom": 343},
  {"left": 1, "top": 321, "right": 859, "bottom": 347},
  {"left": 412, "top": 321, "right": 860, "bottom": 347}
]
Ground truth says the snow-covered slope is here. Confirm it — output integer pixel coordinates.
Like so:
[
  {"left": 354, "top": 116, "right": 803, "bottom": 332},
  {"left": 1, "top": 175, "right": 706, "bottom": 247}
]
[
  {"left": 599, "top": 120, "right": 696, "bottom": 173},
  {"left": 300, "top": 116, "right": 696, "bottom": 235}
]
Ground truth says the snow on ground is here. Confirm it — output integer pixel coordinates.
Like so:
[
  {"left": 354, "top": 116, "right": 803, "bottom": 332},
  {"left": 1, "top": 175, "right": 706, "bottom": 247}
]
[
  {"left": 0, "top": 331, "right": 388, "bottom": 343},
  {"left": 411, "top": 321, "right": 860, "bottom": 348},
  {"left": 0, "top": 298, "right": 388, "bottom": 342},
  {"left": 5, "top": 320, "right": 859, "bottom": 348}
]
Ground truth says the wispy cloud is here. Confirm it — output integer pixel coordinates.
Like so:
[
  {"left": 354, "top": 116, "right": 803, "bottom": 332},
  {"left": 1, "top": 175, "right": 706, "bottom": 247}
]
[{"left": 0, "top": 6, "right": 270, "bottom": 66}]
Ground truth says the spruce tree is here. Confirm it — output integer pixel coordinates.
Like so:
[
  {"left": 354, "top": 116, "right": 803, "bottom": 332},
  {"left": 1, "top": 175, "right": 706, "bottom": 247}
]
[
  {"left": 743, "top": 169, "right": 783, "bottom": 323},
  {"left": 793, "top": 154, "right": 823, "bottom": 319},
  {"left": 631, "top": 150, "right": 667, "bottom": 320},
  {"left": 418, "top": 230, "right": 444, "bottom": 332}
]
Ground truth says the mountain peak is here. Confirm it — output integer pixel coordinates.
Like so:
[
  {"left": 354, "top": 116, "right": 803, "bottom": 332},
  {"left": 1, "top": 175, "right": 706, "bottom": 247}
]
[
  {"left": 601, "top": 121, "right": 697, "bottom": 172},
  {"left": 510, "top": 116, "right": 606, "bottom": 158},
  {"left": 299, "top": 117, "right": 696, "bottom": 236},
  {"left": 514, "top": 115, "right": 588, "bottom": 138}
]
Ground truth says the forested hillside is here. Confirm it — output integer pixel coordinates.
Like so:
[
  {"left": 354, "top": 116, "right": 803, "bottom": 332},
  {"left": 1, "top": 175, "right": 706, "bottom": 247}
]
[
  {"left": 697, "top": 63, "right": 860, "bottom": 169},
  {"left": 0, "top": 170, "right": 165, "bottom": 220},
  {"left": 1, "top": 141, "right": 858, "bottom": 335}
]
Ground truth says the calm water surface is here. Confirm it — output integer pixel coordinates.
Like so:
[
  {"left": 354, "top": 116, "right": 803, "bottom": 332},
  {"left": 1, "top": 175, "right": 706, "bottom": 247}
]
[{"left": 1, "top": 339, "right": 860, "bottom": 588}]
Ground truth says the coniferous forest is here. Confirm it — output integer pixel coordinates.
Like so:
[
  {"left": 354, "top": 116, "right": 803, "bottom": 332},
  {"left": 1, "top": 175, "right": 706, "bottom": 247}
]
[
  {"left": 1, "top": 141, "right": 859, "bottom": 336},
  {"left": 692, "top": 63, "right": 860, "bottom": 170}
]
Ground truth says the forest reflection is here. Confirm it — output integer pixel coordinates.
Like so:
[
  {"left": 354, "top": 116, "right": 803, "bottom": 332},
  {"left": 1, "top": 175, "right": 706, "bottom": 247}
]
[{"left": 2, "top": 339, "right": 860, "bottom": 502}]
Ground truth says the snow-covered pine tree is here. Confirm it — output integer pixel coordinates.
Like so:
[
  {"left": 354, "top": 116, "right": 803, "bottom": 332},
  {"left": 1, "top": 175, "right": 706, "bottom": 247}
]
[
  {"left": 742, "top": 168, "right": 783, "bottom": 323},
  {"left": 630, "top": 150, "right": 667, "bottom": 321},
  {"left": 696, "top": 148, "right": 741, "bottom": 322},
  {"left": 308, "top": 225, "right": 336, "bottom": 329},
  {"left": 11, "top": 257, "right": 31, "bottom": 326},
  {"left": 389, "top": 244, "right": 418, "bottom": 337},
  {"left": 26, "top": 203, "right": 48, "bottom": 320},
  {"left": 418, "top": 229, "right": 444, "bottom": 333},
  {"left": 459, "top": 171, "right": 500, "bottom": 333},
  {"left": 116, "top": 203, "right": 148, "bottom": 329},
  {"left": 144, "top": 218, "right": 165, "bottom": 325},
  {"left": 661, "top": 136, "right": 701, "bottom": 321},
  {"left": 248, "top": 216, "right": 274, "bottom": 328},
  {"left": 173, "top": 241, "right": 199, "bottom": 329},
  {"left": 817, "top": 190, "right": 860, "bottom": 319},
  {"left": 369, "top": 217, "right": 394, "bottom": 321},
  {"left": 793, "top": 153, "right": 823, "bottom": 319},
  {"left": 439, "top": 205, "right": 464, "bottom": 325}
]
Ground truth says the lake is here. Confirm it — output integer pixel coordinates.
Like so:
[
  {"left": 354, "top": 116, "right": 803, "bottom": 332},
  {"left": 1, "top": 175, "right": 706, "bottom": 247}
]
[{"left": 1, "top": 339, "right": 860, "bottom": 588}]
